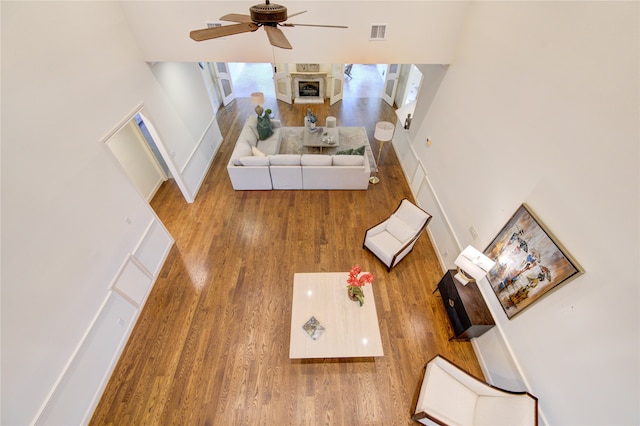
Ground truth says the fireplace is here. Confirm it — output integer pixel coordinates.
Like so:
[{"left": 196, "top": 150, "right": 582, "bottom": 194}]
[
  {"left": 298, "top": 81, "right": 320, "bottom": 97},
  {"left": 293, "top": 76, "right": 325, "bottom": 104}
]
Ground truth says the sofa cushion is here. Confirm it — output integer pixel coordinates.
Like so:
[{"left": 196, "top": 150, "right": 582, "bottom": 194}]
[
  {"left": 239, "top": 156, "right": 270, "bottom": 166},
  {"left": 232, "top": 139, "right": 252, "bottom": 156},
  {"left": 239, "top": 124, "right": 258, "bottom": 147},
  {"left": 301, "top": 154, "right": 332, "bottom": 166},
  {"left": 245, "top": 114, "right": 260, "bottom": 139},
  {"left": 269, "top": 154, "right": 301, "bottom": 166},
  {"left": 386, "top": 215, "right": 415, "bottom": 243},
  {"left": 333, "top": 155, "right": 364, "bottom": 166},
  {"left": 256, "top": 128, "right": 281, "bottom": 155},
  {"left": 252, "top": 146, "right": 267, "bottom": 157}
]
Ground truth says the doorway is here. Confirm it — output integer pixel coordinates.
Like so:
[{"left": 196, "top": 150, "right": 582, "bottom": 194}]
[
  {"left": 105, "top": 119, "right": 167, "bottom": 202},
  {"left": 229, "top": 63, "right": 275, "bottom": 97},
  {"left": 103, "top": 107, "right": 194, "bottom": 204},
  {"left": 227, "top": 63, "right": 386, "bottom": 99},
  {"left": 135, "top": 114, "right": 171, "bottom": 177},
  {"left": 343, "top": 64, "right": 384, "bottom": 98}
]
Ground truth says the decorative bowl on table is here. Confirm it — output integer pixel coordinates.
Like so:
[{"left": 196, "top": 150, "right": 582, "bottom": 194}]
[{"left": 321, "top": 134, "right": 336, "bottom": 145}]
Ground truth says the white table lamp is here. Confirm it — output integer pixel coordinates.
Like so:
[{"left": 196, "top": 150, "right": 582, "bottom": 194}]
[
  {"left": 454, "top": 245, "right": 496, "bottom": 285},
  {"left": 251, "top": 91, "right": 265, "bottom": 117}
]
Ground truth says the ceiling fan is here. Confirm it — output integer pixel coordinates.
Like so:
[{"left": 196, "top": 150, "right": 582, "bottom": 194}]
[{"left": 189, "top": 0, "right": 348, "bottom": 50}]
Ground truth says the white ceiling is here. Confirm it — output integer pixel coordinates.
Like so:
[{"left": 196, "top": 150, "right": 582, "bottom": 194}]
[{"left": 119, "top": 1, "right": 470, "bottom": 63}]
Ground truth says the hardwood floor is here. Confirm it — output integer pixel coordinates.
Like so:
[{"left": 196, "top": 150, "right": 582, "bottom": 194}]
[{"left": 91, "top": 98, "right": 484, "bottom": 425}]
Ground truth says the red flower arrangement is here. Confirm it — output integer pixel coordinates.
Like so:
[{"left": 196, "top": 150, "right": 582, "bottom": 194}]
[{"left": 346, "top": 265, "right": 374, "bottom": 306}]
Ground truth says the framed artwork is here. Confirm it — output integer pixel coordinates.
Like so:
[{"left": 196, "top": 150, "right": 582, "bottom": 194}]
[
  {"left": 296, "top": 63, "right": 320, "bottom": 72},
  {"left": 483, "top": 204, "right": 583, "bottom": 319}
]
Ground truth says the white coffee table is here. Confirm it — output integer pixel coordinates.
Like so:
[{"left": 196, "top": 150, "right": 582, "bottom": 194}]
[{"left": 289, "top": 272, "right": 384, "bottom": 359}]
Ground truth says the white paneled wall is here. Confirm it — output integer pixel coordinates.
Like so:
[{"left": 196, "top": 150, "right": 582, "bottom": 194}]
[
  {"left": 34, "top": 218, "right": 173, "bottom": 424},
  {"left": 393, "top": 120, "right": 541, "bottom": 422},
  {"left": 181, "top": 117, "right": 223, "bottom": 198},
  {"left": 392, "top": 120, "right": 460, "bottom": 270},
  {"left": 35, "top": 292, "right": 137, "bottom": 425}
]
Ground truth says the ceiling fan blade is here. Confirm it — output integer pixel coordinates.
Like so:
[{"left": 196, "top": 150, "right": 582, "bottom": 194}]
[
  {"left": 219, "top": 13, "right": 253, "bottom": 23},
  {"left": 264, "top": 25, "right": 292, "bottom": 49},
  {"left": 190, "top": 22, "right": 259, "bottom": 41},
  {"left": 282, "top": 23, "right": 348, "bottom": 29},
  {"left": 286, "top": 10, "right": 307, "bottom": 19}
]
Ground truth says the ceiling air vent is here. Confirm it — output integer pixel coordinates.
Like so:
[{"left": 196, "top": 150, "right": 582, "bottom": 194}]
[{"left": 369, "top": 24, "right": 387, "bottom": 41}]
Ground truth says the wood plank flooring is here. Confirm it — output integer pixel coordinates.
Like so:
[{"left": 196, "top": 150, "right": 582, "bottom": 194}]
[{"left": 91, "top": 97, "right": 484, "bottom": 425}]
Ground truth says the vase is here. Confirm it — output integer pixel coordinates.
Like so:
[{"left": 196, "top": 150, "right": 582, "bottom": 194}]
[{"left": 347, "top": 287, "right": 363, "bottom": 306}]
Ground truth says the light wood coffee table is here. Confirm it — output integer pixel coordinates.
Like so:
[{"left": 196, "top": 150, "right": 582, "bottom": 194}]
[
  {"left": 289, "top": 272, "right": 384, "bottom": 359},
  {"left": 302, "top": 127, "right": 340, "bottom": 152}
]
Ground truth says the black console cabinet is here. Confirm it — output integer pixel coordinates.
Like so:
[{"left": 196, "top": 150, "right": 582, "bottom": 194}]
[{"left": 436, "top": 269, "right": 495, "bottom": 340}]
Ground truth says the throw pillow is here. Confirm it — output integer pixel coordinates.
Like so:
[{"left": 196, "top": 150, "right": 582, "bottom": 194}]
[
  {"left": 251, "top": 146, "right": 266, "bottom": 157},
  {"left": 336, "top": 148, "right": 354, "bottom": 155},
  {"left": 352, "top": 145, "right": 366, "bottom": 156},
  {"left": 256, "top": 115, "right": 274, "bottom": 141}
]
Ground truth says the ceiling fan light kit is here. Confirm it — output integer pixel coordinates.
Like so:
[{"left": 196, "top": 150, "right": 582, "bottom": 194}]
[{"left": 189, "top": 0, "right": 347, "bottom": 50}]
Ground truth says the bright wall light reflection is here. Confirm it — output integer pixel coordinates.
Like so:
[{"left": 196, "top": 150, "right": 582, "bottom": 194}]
[{"left": 362, "top": 338, "right": 368, "bottom": 345}]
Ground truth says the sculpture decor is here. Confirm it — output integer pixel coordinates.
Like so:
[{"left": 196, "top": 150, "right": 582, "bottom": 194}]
[{"left": 305, "top": 108, "right": 318, "bottom": 130}]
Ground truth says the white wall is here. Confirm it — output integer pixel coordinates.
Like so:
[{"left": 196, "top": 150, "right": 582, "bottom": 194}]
[
  {"left": 148, "top": 62, "right": 223, "bottom": 200},
  {"left": 1, "top": 2, "right": 179, "bottom": 423},
  {"left": 149, "top": 62, "right": 216, "bottom": 158},
  {"left": 409, "top": 2, "right": 639, "bottom": 424}
]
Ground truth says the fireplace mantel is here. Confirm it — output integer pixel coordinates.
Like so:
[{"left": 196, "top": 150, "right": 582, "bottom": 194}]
[
  {"left": 290, "top": 72, "right": 327, "bottom": 76},
  {"left": 292, "top": 74, "right": 326, "bottom": 104}
]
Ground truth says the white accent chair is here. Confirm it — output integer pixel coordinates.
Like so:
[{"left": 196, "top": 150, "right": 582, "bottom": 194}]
[
  {"left": 363, "top": 198, "right": 431, "bottom": 271},
  {"left": 412, "top": 355, "right": 539, "bottom": 426}
]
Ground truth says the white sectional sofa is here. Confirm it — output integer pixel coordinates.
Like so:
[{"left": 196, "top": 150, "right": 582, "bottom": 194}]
[
  {"left": 227, "top": 118, "right": 371, "bottom": 190},
  {"left": 227, "top": 115, "right": 283, "bottom": 190},
  {"left": 270, "top": 153, "right": 370, "bottom": 190}
]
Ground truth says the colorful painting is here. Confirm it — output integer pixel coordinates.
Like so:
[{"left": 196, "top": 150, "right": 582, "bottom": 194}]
[{"left": 483, "top": 204, "right": 583, "bottom": 319}]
